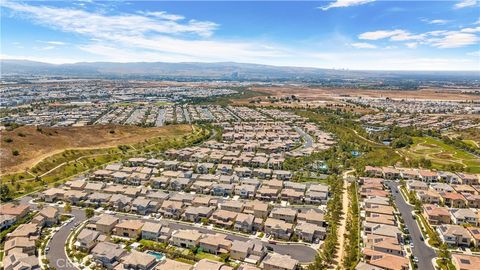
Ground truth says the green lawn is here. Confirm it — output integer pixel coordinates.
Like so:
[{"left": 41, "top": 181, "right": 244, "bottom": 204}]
[
  {"left": 462, "top": 140, "right": 479, "bottom": 149},
  {"left": 195, "top": 252, "right": 222, "bottom": 262},
  {"left": 402, "top": 136, "right": 480, "bottom": 173}
]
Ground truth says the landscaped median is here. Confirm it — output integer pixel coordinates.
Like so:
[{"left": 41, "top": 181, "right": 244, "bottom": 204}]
[
  {"left": 65, "top": 216, "right": 91, "bottom": 269},
  {"left": 399, "top": 186, "right": 413, "bottom": 206},
  {"left": 414, "top": 212, "right": 441, "bottom": 248}
]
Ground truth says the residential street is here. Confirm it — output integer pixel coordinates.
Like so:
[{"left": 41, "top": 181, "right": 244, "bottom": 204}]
[
  {"left": 46, "top": 208, "right": 86, "bottom": 270},
  {"left": 294, "top": 126, "right": 313, "bottom": 149},
  {"left": 386, "top": 181, "right": 437, "bottom": 270}
]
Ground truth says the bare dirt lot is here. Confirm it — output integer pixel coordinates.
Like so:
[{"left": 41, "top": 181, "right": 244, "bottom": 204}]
[
  {"left": 0, "top": 124, "right": 191, "bottom": 173},
  {"left": 252, "top": 86, "right": 480, "bottom": 102}
]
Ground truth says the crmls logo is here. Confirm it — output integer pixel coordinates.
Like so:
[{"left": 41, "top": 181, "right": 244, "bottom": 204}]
[{"left": 54, "top": 259, "right": 75, "bottom": 268}]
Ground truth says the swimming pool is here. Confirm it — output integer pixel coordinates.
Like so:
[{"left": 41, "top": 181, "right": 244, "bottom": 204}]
[{"left": 147, "top": 250, "right": 166, "bottom": 261}]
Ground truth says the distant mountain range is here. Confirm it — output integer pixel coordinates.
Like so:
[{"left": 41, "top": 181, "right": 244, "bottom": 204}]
[{"left": 1, "top": 59, "right": 478, "bottom": 81}]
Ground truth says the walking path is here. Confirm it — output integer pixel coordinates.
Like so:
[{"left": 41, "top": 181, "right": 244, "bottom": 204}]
[{"left": 335, "top": 169, "right": 354, "bottom": 268}]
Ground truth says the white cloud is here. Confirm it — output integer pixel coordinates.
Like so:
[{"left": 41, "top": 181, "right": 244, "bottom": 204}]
[
  {"left": 460, "top": 26, "right": 480, "bottom": 33},
  {"left": 358, "top": 29, "right": 414, "bottom": 41},
  {"left": 45, "top": 41, "right": 67, "bottom": 45},
  {"left": 430, "top": 32, "right": 479, "bottom": 48},
  {"left": 467, "top": 50, "right": 480, "bottom": 57},
  {"left": 358, "top": 27, "right": 479, "bottom": 48},
  {"left": 140, "top": 11, "right": 185, "bottom": 21},
  {"left": 319, "top": 0, "right": 374, "bottom": 11},
  {"left": 350, "top": 42, "right": 377, "bottom": 49},
  {"left": 2, "top": 1, "right": 219, "bottom": 38},
  {"left": 421, "top": 19, "right": 450, "bottom": 25},
  {"left": 33, "top": 46, "right": 56, "bottom": 51},
  {"left": 1, "top": 1, "right": 288, "bottom": 63},
  {"left": 405, "top": 42, "right": 418, "bottom": 48},
  {"left": 454, "top": 0, "right": 477, "bottom": 9}
]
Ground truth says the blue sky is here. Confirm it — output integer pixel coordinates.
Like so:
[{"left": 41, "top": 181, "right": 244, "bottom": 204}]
[{"left": 1, "top": 0, "right": 479, "bottom": 70}]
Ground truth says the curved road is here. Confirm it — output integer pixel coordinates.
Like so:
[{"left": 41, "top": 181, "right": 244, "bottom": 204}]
[
  {"left": 294, "top": 126, "right": 314, "bottom": 149},
  {"left": 386, "top": 181, "right": 436, "bottom": 270},
  {"left": 46, "top": 208, "right": 86, "bottom": 270}
]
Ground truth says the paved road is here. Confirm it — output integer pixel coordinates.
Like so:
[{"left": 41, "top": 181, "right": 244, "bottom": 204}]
[
  {"left": 47, "top": 208, "right": 86, "bottom": 270},
  {"left": 386, "top": 181, "right": 436, "bottom": 270},
  {"left": 155, "top": 109, "right": 166, "bottom": 127},
  {"left": 294, "top": 126, "right": 313, "bottom": 149}
]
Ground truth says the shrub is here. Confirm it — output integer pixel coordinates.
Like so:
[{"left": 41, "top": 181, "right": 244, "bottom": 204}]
[{"left": 12, "top": 149, "right": 20, "bottom": 156}]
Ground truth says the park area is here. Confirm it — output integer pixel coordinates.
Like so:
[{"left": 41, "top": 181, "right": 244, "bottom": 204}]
[{"left": 401, "top": 137, "right": 480, "bottom": 173}]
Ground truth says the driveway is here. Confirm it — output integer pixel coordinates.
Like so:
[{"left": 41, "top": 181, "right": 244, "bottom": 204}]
[
  {"left": 386, "top": 181, "right": 437, "bottom": 270},
  {"left": 46, "top": 208, "right": 86, "bottom": 270}
]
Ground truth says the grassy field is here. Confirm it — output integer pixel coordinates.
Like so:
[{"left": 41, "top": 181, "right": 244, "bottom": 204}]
[
  {"left": 445, "top": 128, "right": 480, "bottom": 148},
  {"left": 400, "top": 136, "right": 480, "bottom": 173},
  {"left": 1, "top": 124, "right": 209, "bottom": 199},
  {"left": 196, "top": 89, "right": 269, "bottom": 106},
  {"left": 1, "top": 124, "right": 191, "bottom": 173}
]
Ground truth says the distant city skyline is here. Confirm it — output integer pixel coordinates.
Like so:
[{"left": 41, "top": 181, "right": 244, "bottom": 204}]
[{"left": 1, "top": 0, "right": 479, "bottom": 70}]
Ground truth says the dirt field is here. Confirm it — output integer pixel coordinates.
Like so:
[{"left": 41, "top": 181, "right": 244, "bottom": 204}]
[
  {"left": 252, "top": 86, "right": 480, "bottom": 102},
  {"left": 0, "top": 124, "right": 191, "bottom": 173}
]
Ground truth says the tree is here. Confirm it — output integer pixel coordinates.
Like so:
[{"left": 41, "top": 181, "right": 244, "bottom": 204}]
[
  {"left": 64, "top": 202, "right": 72, "bottom": 213},
  {"left": 438, "top": 243, "right": 450, "bottom": 262},
  {"left": 85, "top": 208, "right": 94, "bottom": 218},
  {"left": 0, "top": 184, "right": 11, "bottom": 201}
]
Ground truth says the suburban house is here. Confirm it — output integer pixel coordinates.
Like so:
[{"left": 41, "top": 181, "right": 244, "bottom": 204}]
[
  {"left": 262, "top": 253, "right": 298, "bottom": 270},
  {"left": 160, "top": 200, "right": 184, "bottom": 219},
  {"left": 170, "top": 230, "right": 203, "bottom": 249},
  {"left": 295, "top": 222, "right": 326, "bottom": 242},
  {"left": 264, "top": 218, "right": 294, "bottom": 240},
  {"left": 450, "top": 208, "right": 478, "bottom": 226},
  {"left": 234, "top": 213, "right": 256, "bottom": 233},
  {"left": 91, "top": 242, "right": 126, "bottom": 269},
  {"left": 182, "top": 206, "right": 215, "bottom": 223},
  {"left": 141, "top": 222, "right": 163, "bottom": 241},
  {"left": 211, "top": 210, "right": 238, "bottom": 228},
  {"left": 76, "top": 229, "right": 102, "bottom": 252},
  {"left": 114, "top": 220, "right": 144, "bottom": 239},
  {"left": 95, "top": 214, "right": 119, "bottom": 234},
  {"left": 422, "top": 204, "right": 451, "bottom": 225},
  {"left": 121, "top": 251, "right": 157, "bottom": 270},
  {"left": 437, "top": 225, "right": 473, "bottom": 247},
  {"left": 198, "top": 234, "right": 232, "bottom": 255},
  {"left": 270, "top": 207, "right": 297, "bottom": 223}
]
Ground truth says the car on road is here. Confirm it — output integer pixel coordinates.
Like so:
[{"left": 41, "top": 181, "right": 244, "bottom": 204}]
[
  {"left": 45, "top": 247, "right": 50, "bottom": 252},
  {"left": 410, "top": 243, "right": 414, "bottom": 249},
  {"left": 413, "top": 257, "right": 419, "bottom": 263}
]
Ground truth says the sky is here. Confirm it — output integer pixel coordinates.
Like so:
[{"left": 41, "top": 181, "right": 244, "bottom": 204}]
[{"left": 1, "top": 0, "right": 480, "bottom": 70}]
